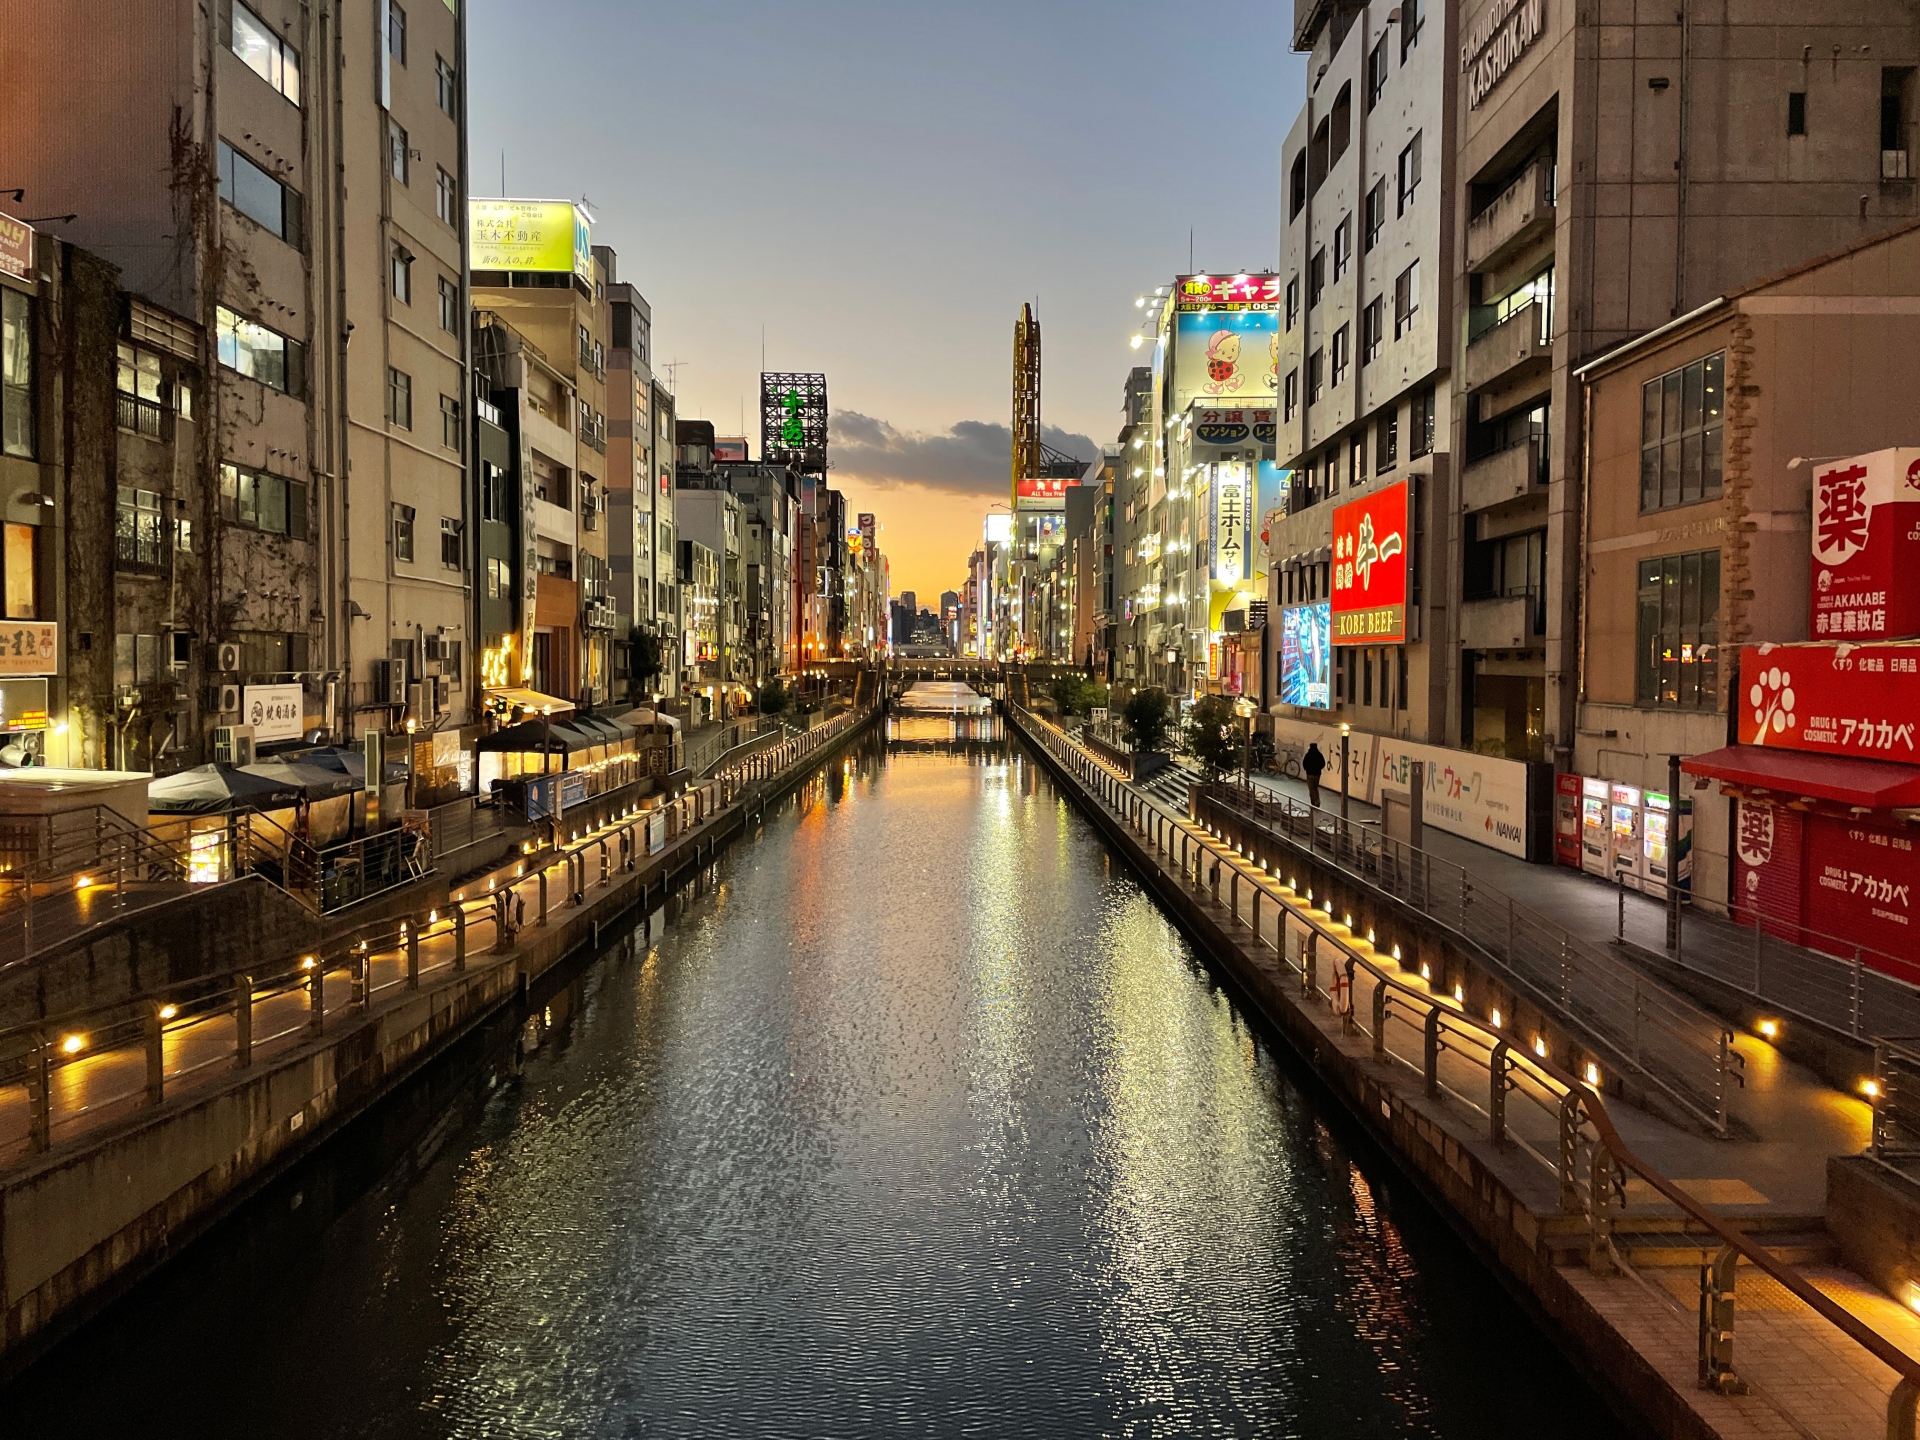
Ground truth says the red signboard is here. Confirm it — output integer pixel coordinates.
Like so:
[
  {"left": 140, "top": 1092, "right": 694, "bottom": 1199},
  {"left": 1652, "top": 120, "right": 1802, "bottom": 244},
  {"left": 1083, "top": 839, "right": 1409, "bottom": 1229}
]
[
  {"left": 1015, "top": 476, "right": 1071, "bottom": 505},
  {"left": 1811, "top": 448, "right": 1920, "bottom": 641},
  {"left": 1331, "top": 481, "right": 1410, "bottom": 645},
  {"left": 1174, "top": 273, "right": 1282, "bottom": 311},
  {"left": 1738, "top": 641, "right": 1920, "bottom": 762},
  {"left": 1805, "top": 814, "right": 1920, "bottom": 970}
]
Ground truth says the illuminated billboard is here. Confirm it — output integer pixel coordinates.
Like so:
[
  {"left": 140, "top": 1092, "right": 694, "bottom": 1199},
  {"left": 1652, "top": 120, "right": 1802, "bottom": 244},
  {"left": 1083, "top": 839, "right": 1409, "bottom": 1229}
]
[
  {"left": 1331, "top": 480, "right": 1410, "bottom": 644},
  {"left": 1173, "top": 310, "right": 1279, "bottom": 412},
  {"left": 1280, "top": 603, "right": 1331, "bottom": 708},
  {"left": 1810, "top": 447, "right": 1920, "bottom": 640},
  {"left": 469, "top": 199, "right": 592, "bottom": 279},
  {"left": 762, "top": 372, "right": 828, "bottom": 475},
  {"left": 1210, "top": 460, "right": 1250, "bottom": 585}
]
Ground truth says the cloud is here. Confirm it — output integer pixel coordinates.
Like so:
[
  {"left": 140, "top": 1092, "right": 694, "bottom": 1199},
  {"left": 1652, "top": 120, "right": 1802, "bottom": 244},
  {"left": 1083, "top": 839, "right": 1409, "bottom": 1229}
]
[{"left": 828, "top": 411, "right": 1098, "bottom": 496}]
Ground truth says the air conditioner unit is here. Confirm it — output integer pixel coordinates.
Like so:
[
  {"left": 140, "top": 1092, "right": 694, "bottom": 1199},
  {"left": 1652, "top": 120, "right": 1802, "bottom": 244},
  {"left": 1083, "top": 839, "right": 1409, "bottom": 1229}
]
[
  {"left": 213, "top": 725, "right": 254, "bottom": 766},
  {"left": 211, "top": 683, "right": 241, "bottom": 714},
  {"left": 407, "top": 680, "right": 426, "bottom": 718},
  {"left": 434, "top": 675, "right": 451, "bottom": 715},
  {"left": 376, "top": 658, "right": 408, "bottom": 703},
  {"left": 216, "top": 642, "right": 241, "bottom": 673},
  {"left": 423, "top": 635, "right": 444, "bottom": 662}
]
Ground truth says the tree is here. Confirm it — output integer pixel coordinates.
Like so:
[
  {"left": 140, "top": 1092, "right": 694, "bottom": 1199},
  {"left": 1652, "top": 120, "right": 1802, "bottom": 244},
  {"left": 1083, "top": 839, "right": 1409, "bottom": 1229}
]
[
  {"left": 625, "top": 627, "right": 662, "bottom": 704},
  {"left": 1050, "top": 674, "right": 1110, "bottom": 717},
  {"left": 1122, "top": 687, "right": 1174, "bottom": 753},
  {"left": 757, "top": 677, "right": 789, "bottom": 715},
  {"left": 1184, "top": 694, "right": 1242, "bottom": 782}
]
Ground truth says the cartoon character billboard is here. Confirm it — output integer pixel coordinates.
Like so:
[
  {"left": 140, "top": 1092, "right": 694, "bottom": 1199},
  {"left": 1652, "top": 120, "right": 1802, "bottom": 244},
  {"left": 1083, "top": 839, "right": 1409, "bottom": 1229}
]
[
  {"left": 1331, "top": 480, "right": 1410, "bottom": 644},
  {"left": 1173, "top": 310, "right": 1279, "bottom": 412}
]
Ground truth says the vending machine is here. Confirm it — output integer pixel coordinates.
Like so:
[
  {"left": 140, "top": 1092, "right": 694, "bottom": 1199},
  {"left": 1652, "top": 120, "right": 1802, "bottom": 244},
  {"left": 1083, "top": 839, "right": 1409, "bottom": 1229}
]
[
  {"left": 1643, "top": 791, "right": 1694, "bottom": 899},
  {"left": 1554, "top": 773, "right": 1584, "bottom": 869},
  {"left": 1610, "top": 783, "right": 1646, "bottom": 891},
  {"left": 1580, "top": 777, "right": 1611, "bottom": 876}
]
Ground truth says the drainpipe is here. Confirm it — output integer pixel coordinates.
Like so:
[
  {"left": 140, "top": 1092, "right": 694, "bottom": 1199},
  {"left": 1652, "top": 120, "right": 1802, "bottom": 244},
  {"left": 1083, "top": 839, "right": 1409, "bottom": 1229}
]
[
  {"left": 1576, "top": 369, "right": 1594, "bottom": 710},
  {"left": 1674, "top": 0, "right": 1691, "bottom": 314}
]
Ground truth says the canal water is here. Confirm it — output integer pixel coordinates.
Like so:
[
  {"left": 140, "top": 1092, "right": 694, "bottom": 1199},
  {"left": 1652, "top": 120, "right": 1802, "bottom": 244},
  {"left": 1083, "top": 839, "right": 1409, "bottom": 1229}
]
[{"left": 6, "top": 685, "right": 1615, "bottom": 1438}]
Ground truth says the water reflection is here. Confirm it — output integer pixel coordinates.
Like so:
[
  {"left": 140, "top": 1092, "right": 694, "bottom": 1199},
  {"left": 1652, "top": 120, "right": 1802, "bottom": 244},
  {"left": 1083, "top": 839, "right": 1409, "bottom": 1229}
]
[{"left": 3, "top": 683, "right": 1614, "bottom": 1438}]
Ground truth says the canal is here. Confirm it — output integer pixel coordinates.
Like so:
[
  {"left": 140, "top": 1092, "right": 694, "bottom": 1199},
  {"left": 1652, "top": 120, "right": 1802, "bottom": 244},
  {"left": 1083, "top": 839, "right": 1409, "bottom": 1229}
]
[{"left": 6, "top": 685, "right": 1613, "bottom": 1437}]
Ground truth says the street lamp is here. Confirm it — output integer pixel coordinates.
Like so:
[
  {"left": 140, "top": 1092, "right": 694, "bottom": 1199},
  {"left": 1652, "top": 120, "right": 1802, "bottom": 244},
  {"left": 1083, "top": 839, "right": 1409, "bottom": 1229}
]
[
  {"left": 1234, "top": 696, "right": 1256, "bottom": 795},
  {"left": 1339, "top": 721, "right": 1351, "bottom": 821}
]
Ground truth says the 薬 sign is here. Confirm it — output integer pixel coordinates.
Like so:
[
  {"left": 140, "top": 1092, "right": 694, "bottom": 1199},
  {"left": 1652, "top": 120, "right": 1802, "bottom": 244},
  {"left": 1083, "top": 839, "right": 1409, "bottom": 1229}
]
[{"left": 1810, "top": 448, "right": 1920, "bottom": 641}]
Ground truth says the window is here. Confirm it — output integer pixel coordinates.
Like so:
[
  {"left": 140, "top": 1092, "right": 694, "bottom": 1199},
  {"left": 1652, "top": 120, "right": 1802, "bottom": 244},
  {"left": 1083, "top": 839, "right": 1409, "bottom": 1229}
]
[
  {"left": 1636, "top": 550, "right": 1720, "bottom": 708},
  {"left": 1333, "top": 215, "right": 1352, "bottom": 280},
  {"left": 1400, "top": 0, "right": 1423, "bottom": 60},
  {"left": 1284, "top": 368, "right": 1300, "bottom": 421},
  {"left": 1376, "top": 410, "right": 1398, "bottom": 473},
  {"left": 1410, "top": 384, "right": 1436, "bottom": 458},
  {"left": 117, "top": 343, "right": 162, "bottom": 402},
  {"left": 217, "top": 141, "right": 300, "bottom": 245},
  {"left": 1639, "top": 351, "right": 1724, "bottom": 511},
  {"left": 388, "top": 119, "right": 409, "bottom": 184},
  {"left": 387, "top": 2, "right": 407, "bottom": 65},
  {"left": 385, "top": 367, "right": 412, "bottom": 429},
  {"left": 116, "top": 488, "right": 166, "bottom": 573},
  {"left": 1289, "top": 152, "right": 1307, "bottom": 220},
  {"left": 436, "top": 54, "right": 457, "bottom": 117},
  {"left": 480, "top": 460, "right": 508, "bottom": 522},
  {"left": 1349, "top": 432, "right": 1367, "bottom": 487},
  {"left": 438, "top": 275, "right": 458, "bottom": 333},
  {"left": 1330, "top": 324, "right": 1350, "bottom": 387},
  {"left": 218, "top": 462, "right": 308, "bottom": 538},
  {"left": 1307, "top": 348, "right": 1325, "bottom": 404},
  {"left": 1361, "top": 297, "right": 1384, "bottom": 364},
  {"left": 440, "top": 393, "right": 461, "bottom": 451},
  {"left": 1397, "top": 133, "right": 1422, "bottom": 216},
  {"left": 390, "top": 244, "right": 412, "bottom": 305},
  {"left": 216, "top": 306, "right": 302, "bottom": 395},
  {"left": 230, "top": 1, "right": 300, "bottom": 105},
  {"left": 436, "top": 166, "right": 457, "bottom": 225},
  {"left": 175, "top": 517, "right": 193, "bottom": 553},
  {"left": 1284, "top": 276, "right": 1300, "bottom": 330},
  {"left": 1368, "top": 34, "right": 1389, "bottom": 110},
  {"left": 1308, "top": 248, "right": 1326, "bottom": 308},
  {"left": 1, "top": 289, "right": 27, "bottom": 459},
  {"left": 1787, "top": 91, "right": 1806, "bottom": 137},
  {"left": 441, "top": 517, "right": 462, "bottom": 570},
  {"left": 1393, "top": 260, "right": 1420, "bottom": 339},
  {"left": 485, "top": 555, "right": 511, "bottom": 600},
  {"left": 393, "top": 504, "right": 416, "bottom": 563},
  {"left": 3, "top": 524, "right": 34, "bottom": 619},
  {"left": 1364, "top": 179, "right": 1385, "bottom": 251}
]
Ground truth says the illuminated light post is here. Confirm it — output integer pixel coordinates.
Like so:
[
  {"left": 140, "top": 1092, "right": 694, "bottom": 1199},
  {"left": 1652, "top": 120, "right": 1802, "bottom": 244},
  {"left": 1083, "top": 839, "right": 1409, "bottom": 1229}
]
[{"left": 1339, "top": 721, "right": 1351, "bottom": 821}]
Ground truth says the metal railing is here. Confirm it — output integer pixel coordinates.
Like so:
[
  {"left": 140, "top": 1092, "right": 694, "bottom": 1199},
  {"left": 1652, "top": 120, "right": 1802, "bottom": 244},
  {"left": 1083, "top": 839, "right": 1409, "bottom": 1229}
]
[
  {"left": 0, "top": 808, "right": 201, "bottom": 963},
  {"left": 1012, "top": 704, "right": 1920, "bottom": 1434},
  {"left": 1193, "top": 781, "right": 1734, "bottom": 1137}
]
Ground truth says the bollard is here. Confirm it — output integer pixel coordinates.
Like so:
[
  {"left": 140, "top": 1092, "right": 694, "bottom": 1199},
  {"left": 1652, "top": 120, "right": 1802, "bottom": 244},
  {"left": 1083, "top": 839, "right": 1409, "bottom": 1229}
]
[
  {"left": 145, "top": 1005, "right": 165, "bottom": 1108},
  {"left": 405, "top": 925, "right": 420, "bottom": 990},
  {"left": 454, "top": 907, "right": 467, "bottom": 972},
  {"left": 234, "top": 974, "right": 254, "bottom": 1069}
]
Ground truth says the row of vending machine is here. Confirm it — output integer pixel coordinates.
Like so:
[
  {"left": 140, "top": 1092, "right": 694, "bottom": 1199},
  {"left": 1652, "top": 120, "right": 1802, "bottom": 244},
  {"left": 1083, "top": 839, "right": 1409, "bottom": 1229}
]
[{"left": 1553, "top": 773, "right": 1693, "bottom": 897}]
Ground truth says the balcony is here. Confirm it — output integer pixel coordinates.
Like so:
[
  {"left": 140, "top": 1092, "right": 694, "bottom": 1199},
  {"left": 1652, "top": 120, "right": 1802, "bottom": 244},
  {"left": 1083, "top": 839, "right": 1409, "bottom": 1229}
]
[
  {"left": 1466, "top": 161, "right": 1555, "bottom": 274},
  {"left": 115, "top": 393, "right": 173, "bottom": 443},
  {"left": 1459, "top": 439, "right": 1543, "bottom": 514},
  {"left": 1463, "top": 300, "right": 1549, "bottom": 395},
  {"left": 1458, "top": 591, "right": 1546, "bottom": 651}
]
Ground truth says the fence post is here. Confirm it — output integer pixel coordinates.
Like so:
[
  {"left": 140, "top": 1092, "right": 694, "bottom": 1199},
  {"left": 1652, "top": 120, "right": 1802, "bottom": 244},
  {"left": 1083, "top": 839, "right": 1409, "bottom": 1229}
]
[
  {"left": 1372, "top": 979, "right": 1386, "bottom": 1061},
  {"left": 1589, "top": 1144, "right": 1617, "bottom": 1275},
  {"left": 1617, "top": 872, "right": 1626, "bottom": 942},
  {"left": 1252, "top": 889, "right": 1262, "bottom": 950},
  {"left": 454, "top": 907, "right": 467, "bottom": 973},
  {"left": 1558, "top": 1092, "right": 1582, "bottom": 1212},
  {"left": 405, "top": 924, "right": 420, "bottom": 990},
  {"left": 234, "top": 975, "right": 253, "bottom": 1068},
  {"left": 354, "top": 947, "right": 371, "bottom": 1007},
  {"left": 1489, "top": 1041, "right": 1509, "bottom": 1144},
  {"left": 144, "top": 1006, "right": 165, "bottom": 1108},
  {"left": 1423, "top": 1005, "right": 1440, "bottom": 1097},
  {"left": 310, "top": 953, "right": 328, "bottom": 1028},
  {"left": 538, "top": 869, "right": 549, "bottom": 926},
  {"left": 1854, "top": 949, "right": 1865, "bottom": 1039},
  {"left": 28, "top": 1036, "right": 51, "bottom": 1152},
  {"left": 1698, "top": 1244, "right": 1746, "bottom": 1393},
  {"left": 1304, "top": 932, "right": 1317, "bottom": 996}
]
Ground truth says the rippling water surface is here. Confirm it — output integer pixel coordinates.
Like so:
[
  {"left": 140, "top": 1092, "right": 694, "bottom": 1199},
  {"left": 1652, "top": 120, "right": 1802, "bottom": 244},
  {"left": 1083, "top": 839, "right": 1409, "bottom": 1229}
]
[{"left": 9, "top": 685, "right": 1614, "bottom": 1438}]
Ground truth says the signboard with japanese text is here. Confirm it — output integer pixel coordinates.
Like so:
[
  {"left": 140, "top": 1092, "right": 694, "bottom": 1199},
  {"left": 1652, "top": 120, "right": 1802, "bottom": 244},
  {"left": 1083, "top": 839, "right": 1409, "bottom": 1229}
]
[
  {"left": 243, "top": 683, "right": 304, "bottom": 743},
  {"left": 468, "top": 199, "right": 592, "bottom": 280},
  {"left": 1811, "top": 448, "right": 1920, "bottom": 641},
  {"left": 1173, "top": 310, "right": 1279, "bottom": 412},
  {"left": 1015, "top": 475, "right": 1072, "bottom": 506},
  {"left": 1376, "top": 733, "right": 1533, "bottom": 860},
  {"left": 1173, "top": 273, "right": 1283, "bottom": 311},
  {"left": 1210, "top": 460, "right": 1250, "bottom": 585},
  {"left": 1804, "top": 814, "right": 1919, "bottom": 968},
  {"left": 1191, "top": 407, "right": 1276, "bottom": 447},
  {"left": 1331, "top": 481, "right": 1410, "bottom": 645},
  {"left": 0, "top": 212, "right": 33, "bottom": 282},
  {"left": 0, "top": 622, "right": 57, "bottom": 676},
  {"left": 1279, "top": 603, "right": 1330, "bottom": 708},
  {"left": 1739, "top": 641, "right": 1920, "bottom": 763}
]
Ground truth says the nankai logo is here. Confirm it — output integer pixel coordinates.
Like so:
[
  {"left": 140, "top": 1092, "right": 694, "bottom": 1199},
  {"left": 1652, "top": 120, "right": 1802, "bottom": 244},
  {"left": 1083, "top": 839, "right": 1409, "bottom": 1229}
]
[{"left": 1748, "top": 664, "right": 1796, "bottom": 738}]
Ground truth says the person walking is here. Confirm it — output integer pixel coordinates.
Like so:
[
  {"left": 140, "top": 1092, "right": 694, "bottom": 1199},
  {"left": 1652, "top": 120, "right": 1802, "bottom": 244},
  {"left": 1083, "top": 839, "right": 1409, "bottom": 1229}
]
[{"left": 1302, "top": 741, "right": 1327, "bottom": 809}]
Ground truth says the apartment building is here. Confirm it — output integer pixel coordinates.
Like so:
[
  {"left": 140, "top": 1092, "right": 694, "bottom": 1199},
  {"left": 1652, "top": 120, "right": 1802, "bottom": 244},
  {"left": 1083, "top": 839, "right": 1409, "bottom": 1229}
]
[
  {"left": 1272, "top": 0, "right": 1453, "bottom": 749},
  {"left": 651, "top": 378, "right": 679, "bottom": 700},
  {"left": 1451, "top": 0, "right": 1920, "bottom": 770},
  {"left": 606, "top": 280, "right": 664, "bottom": 707},
  {"left": 4, "top": 0, "right": 469, "bottom": 755}
]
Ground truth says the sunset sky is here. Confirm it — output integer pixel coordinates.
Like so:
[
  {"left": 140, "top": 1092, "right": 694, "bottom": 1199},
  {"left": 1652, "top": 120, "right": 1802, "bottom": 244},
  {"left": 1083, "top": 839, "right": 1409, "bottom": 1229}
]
[{"left": 470, "top": 0, "right": 1303, "bottom": 599}]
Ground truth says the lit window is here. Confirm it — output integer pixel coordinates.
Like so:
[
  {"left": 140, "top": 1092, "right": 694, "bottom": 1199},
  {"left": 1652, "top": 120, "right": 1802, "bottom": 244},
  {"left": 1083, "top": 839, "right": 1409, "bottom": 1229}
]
[
  {"left": 216, "top": 306, "right": 301, "bottom": 395},
  {"left": 230, "top": 1, "right": 300, "bottom": 105}
]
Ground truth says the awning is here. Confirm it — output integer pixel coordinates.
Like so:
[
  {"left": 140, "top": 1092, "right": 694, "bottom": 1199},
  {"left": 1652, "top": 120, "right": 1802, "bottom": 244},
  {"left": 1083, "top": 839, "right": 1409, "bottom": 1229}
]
[
  {"left": 1683, "top": 745, "right": 1920, "bottom": 809},
  {"left": 483, "top": 687, "right": 575, "bottom": 715}
]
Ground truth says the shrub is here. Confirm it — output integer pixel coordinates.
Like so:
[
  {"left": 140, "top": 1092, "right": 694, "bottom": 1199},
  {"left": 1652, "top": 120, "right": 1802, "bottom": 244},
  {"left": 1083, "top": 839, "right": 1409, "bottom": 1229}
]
[{"left": 1122, "top": 687, "right": 1174, "bottom": 753}]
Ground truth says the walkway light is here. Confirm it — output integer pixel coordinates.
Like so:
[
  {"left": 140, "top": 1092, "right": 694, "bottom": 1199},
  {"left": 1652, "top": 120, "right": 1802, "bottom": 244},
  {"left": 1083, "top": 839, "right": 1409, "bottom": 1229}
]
[
  {"left": 1585, "top": 1063, "right": 1602, "bottom": 1086},
  {"left": 1534, "top": 1036, "right": 1548, "bottom": 1058},
  {"left": 1863, "top": 1078, "right": 1884, "bottom": 1100},
  {"left": 158, "top": 1004, "right": 178, "bottom": 1021},
  {"left": 1757, "top": 1019, "right": 1780, "bottom": 1040},
  {"left": 1453, "top": 984, "right": 1465, "bottom": 1003},
  {"left": 1490, "top": 1008, "right": 1503, "bottom": 1028},
  {"left": 61, "top": 1034, "right": 85, "bottom": 1055}
]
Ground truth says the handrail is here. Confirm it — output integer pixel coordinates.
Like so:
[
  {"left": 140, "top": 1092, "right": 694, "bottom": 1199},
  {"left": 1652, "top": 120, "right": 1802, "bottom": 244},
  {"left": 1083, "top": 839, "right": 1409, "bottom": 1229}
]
[{"left": 1008, "top": 702, "right": 1920, "bottom": 1429}]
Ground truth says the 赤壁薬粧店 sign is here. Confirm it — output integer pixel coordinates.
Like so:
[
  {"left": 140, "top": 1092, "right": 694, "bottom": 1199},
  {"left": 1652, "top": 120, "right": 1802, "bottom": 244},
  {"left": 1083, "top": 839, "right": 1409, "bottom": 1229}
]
[
  {"left": 1331, "top": 480, "right": 1409, "bottom": 644},
  {"left": 1740, "top": 640, "right": 1920, "bottom": 763},
  {"left": 1811, "top": 447, "right": 1920, "bottom": 641}
]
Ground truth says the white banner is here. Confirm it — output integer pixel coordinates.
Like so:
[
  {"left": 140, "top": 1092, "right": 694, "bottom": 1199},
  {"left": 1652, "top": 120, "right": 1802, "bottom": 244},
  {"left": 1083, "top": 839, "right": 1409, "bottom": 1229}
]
[{"left": 242, "top": 683, "right": 305, "bottom": 743}]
